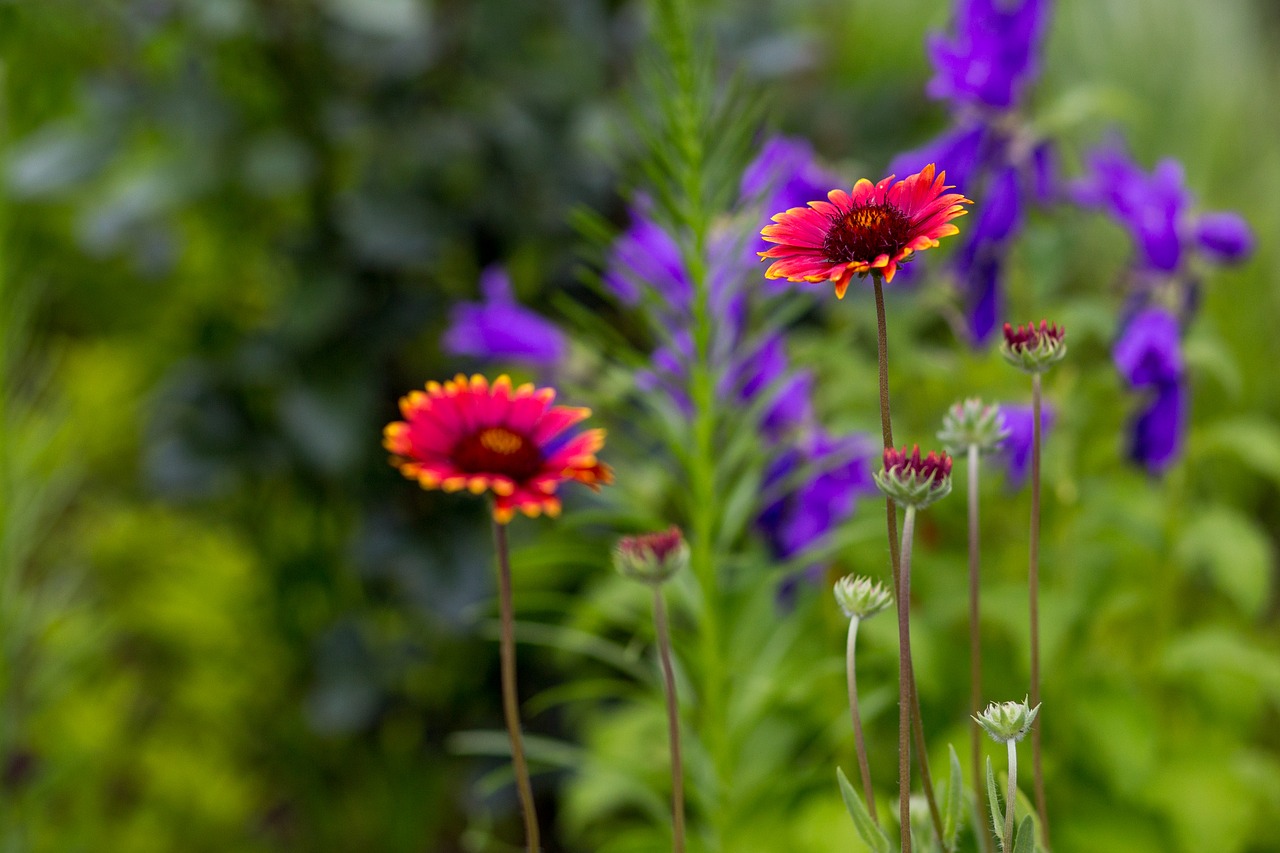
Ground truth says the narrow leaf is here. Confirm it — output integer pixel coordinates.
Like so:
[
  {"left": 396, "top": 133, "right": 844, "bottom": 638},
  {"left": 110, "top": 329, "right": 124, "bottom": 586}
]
[
  {"left": 943, "top": 744, "right": 963, "bottom": 849},
  {"left": 837, "top": 766, "right": 890, "bottom": 853},
  {"left": 986, "top": 756, "right": 1004, "bottom": 846},
  {"left": 1012, "top": 815, "right": 1036, "bottom": 853}
]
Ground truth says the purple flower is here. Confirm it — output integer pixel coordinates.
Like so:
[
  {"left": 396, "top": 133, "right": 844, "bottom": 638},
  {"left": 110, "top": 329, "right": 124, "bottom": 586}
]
[
  {"left": 954, "top": 164, "right": 1024, "bottom": 343},
  {"left": 926, "top": 0, "right": 1050, "bottom": 111},
  {"left": 889, "top": 123, "right": 991, "bottom": 196},
  {"left": 1114, "top": 307, "right": 1183, "bottom": 388},
  {"left": 442, "top": 266, "right": 567, "bottom": 366},
  {"left": 1072, "top": 142, "right": 1189, "bottom": 272},
  {"left": 1128, "top": 380, "right": 1187, "bottom": 474},
  {"left": 741, "top": 136, "right": 842, "bottom": 217},
  {"left": 757, "top": 431, "right": 877, "bottom": 560},
  {"left": 994, "top": 402, "right": 1055, "bottom": 489},
  {"left": 603, "top": 200, "right": 693, "bottom": 308},
  {"left": 1194, "top": 212, "right": 1254, "bottom": 264}
]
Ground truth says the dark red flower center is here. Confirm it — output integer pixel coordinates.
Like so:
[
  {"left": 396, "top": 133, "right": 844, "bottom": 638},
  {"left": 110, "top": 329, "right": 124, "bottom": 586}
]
[
  {"left": 823, "top": 203, "right": 914, "bottom": 265},
  {"left": 1003, "top": 320, "right": 1065, "bottom": 353},
  {"left": 452, "top": 427, "right": 544, "bottom": 481}
]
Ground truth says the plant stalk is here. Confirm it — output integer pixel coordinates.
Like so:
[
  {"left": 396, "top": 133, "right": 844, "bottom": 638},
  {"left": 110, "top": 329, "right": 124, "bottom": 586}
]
[
  {"left": 493, "top": 519, "right": 541, "bottom": 852},
  {"left": 1004, "top": 739, "right": 1018, "bottom": 851},
  {"left": 968, "top": 443, "right": 992, "bottom": 853},
  {"left": 873, "top": 277, "right": 944, "bottom": 850},
  {"left": 846, "top": 616, "right": 878, "bottom": 825},
  {"left": 653, "top": 587, "right": 687, "bottom": 853},
  {"left": 1030, "top": 373, "right": 1049, "bottom": 850}
]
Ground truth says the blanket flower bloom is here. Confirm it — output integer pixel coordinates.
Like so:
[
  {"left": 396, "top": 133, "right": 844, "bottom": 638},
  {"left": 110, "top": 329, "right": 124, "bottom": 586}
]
[
  {"left": 874, "top": 445, "right": 954, "bottom": 509},
  {"left": 758, "top": 164, "right": 971, "bottom": 299},
  {"left": 384, "top": 374, "right": 612, "bottom": 523}
]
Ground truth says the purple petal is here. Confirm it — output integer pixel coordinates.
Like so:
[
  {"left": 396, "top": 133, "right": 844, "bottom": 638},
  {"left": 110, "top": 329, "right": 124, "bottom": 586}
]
[
  {"left": 1194, "top": 211, "right": 1254, "bottom": 264},
  {"left": 442, "top": 266, "right": 567, "bottom": 366},
  {"left": 1113, "top": 307, "right": 1183, "bottom": 387},
  {"left": 1128, "top": 380, "right": 1187, "bottom": 474}
]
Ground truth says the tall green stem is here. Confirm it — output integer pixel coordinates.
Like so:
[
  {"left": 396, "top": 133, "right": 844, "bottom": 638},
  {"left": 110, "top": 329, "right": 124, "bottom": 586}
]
[
  {"left": 968, "top": 444, "right": 992, "bottom": 853},
  {"left": 1004, "top": 740, "right": 1018, "bottom": 851},
  {"left": 653, "top": 588, "right": 687, "bottom": 853},
  {"left": 846, "top": 616, "right": 878, "bottom": 824},
  {"left": 1029, "top": 374, "right": 1049, "bottom": 850},
  {"left": 493, "top": 520, "right": 540, "bottom": 852},
  {"left": 872, "top": 278, "right": 944, "bottom": 850}
]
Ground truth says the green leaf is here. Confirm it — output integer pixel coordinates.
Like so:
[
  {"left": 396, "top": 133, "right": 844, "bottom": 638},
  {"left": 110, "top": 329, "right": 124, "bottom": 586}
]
[
  {"left": 986, "top": 757, "right": 1004, "bottom": 847},
  {"left": 943, "top": 744, "right": 963, "bottom": 850},
  {"left": 837, "top": 766, "right": 890, "bottom": 853},
  {"left": 1174, "top": 506, "right": 1272, "bottom": 616},
  {"left": 1012, "top": 815, "right": 1036, "bottom": 853}
]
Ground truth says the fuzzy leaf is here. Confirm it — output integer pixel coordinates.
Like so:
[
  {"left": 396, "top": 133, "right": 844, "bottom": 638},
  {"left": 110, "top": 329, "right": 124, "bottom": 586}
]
[
  {"left": 943, "top": 744, "right": 963, "bottom": 849},
  {"left": 1012, "top": 815, "right": 1036, "bottom": 853},
  {"left": 837, "top": 766, "right": 890, "bottom": 853},
  {"left": 986, "top": 757, "right": 1004, "bottom": 846}
]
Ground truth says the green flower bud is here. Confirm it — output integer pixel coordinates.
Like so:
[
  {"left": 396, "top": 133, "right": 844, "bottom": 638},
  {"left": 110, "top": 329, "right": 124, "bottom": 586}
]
[
  {"left": 1000, "top": 320, "right": 1067, "bottom": 373},
  {"left": 613, "top": 526, "right": 688, "bottom": 585},
  {"left": 938, "top": 398, "right": 1010, "bottom": 455},
  {"left": 974, "top": 699, "right": 1040, "bottom": 744},
  {"left": 833, "top": 575, "right": 893, "bottom": 621}
]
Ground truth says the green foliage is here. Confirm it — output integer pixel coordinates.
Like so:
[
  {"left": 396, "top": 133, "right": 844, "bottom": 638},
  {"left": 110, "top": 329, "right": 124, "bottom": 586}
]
[
  {"left": 838, "top": 766, "right": 892, "bottom": 853},
  {"left": 3, "top": 0, "right": 1279, "bottom": 850}
]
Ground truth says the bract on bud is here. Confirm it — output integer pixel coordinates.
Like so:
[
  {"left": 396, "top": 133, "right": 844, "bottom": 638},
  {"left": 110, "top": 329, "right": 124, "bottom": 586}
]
[
  {"left": 833, "top": 575, "right": 893, "bottom": 621},
  {"left": 974, "top": 699, "right": 1040, "bottom": 744},
  {"left": 1000, "top": 320, "right": 1066, "bottom": 373},
  {"left": 874, "top": 445, "right": 953, "bottom": 509},
  {"left": 937, "top": 398, "right": 1010, "bottom": 454},
  {"left": 613, "top": 526, "right": 689, "bottom": 585}
]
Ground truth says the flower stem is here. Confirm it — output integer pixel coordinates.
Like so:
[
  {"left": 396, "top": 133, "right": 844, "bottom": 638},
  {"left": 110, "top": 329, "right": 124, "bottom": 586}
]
[
  {"left": 897, "top": 505, "right": 919, "bottom": 853},
  {"left": 846, "top": 616, "right": 878, "bottom": 825},
  {"left": 968, "top": 443, "right": 992, "bottom": 853},
  {"left": 493, "top": 520, "right": 540, "bottom": 852},
  {"left": 1004, "top": 739, "right": 1018, "bottom": 852},
  {"left": 1030, "top": 373, "right": 1049, "bottom": 850},
  {"left": 873, "top": 277, "right": 944, "bottom": 851},
  {"left": 653, "top": 587, "right": 687, "bottom": 853}
]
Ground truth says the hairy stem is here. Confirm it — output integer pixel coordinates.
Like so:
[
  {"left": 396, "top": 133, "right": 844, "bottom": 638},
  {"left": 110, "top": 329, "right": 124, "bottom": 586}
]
[
  {"left": 1030, "top": 373, "right": 1049, "bottom": 850},
  {"left": 1004, "top": 740, "right": 1018, "bottom": 852},
  {"left": 846, "top": 616, "right": 878, "bottom": 825},
  {"left": 493, "top": 520, "right": 540, "bottom": 852},
  {"left": 968, "top": 444, "right": 992, "bottom": 853},
  {"left": 897, "top": 506, "right": 919, "bottom": 853},
  {"left": 653, "top": 588, "right": 687, "bottom": 853}
]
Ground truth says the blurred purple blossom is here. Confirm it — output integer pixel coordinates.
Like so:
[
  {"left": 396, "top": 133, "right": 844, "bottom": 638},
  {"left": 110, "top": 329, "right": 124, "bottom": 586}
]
[
  {"left": 1114, "top": 307, "right": 1183, "bottom": 388},
  {"left": 926, "top": 0, "right": 1050, "bottom": 111},
  {"left": 1194, "top": 211, "right": 1254, "bottom": 264},
  {"left": 442, "top": 266, "right": 567, "bottom": 366},
  {"left": 994, "top": 402, "right": 1055, "bottom": 489},
  {"left": 1128, "top": 380, "right": 1187, "bottom": 474},
  {"left": 757, "top": 430, "right": 877, "bottom": 561}
]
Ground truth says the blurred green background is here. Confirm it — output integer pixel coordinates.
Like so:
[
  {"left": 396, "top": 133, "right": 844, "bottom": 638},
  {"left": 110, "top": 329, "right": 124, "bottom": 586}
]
[{"left": 1, "top": 0, "right": 1278, "bottom": 851}]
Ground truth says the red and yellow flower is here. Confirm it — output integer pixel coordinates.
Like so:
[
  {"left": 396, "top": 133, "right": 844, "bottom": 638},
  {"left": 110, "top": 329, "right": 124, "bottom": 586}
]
[
  {"left": 385, "top": 374, "right": 612, "bottom": 523},
  {"left": 758, "top": 164, "right": 971, "bottom": 299}
]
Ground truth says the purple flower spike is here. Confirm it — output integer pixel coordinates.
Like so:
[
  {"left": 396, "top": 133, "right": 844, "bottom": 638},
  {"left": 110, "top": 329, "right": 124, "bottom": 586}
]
[
  {"left": 442, "top": 266, "right": 568, "bottom": 366},
  {"left": 1194, "top": 212, "right": 1254, "bottom": 264},
  {"left": 926, "top": 0, "right": 1050, "bottom": 110},
  {"left": 995, "top": 402, "right": 1056, "bottom": 489},
  {"left": 1114, "top": 307, "right": 1183, "bottom": 388},
  {"left": 1128, "top": 380, "right": 1187, "bottom": 474}
]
